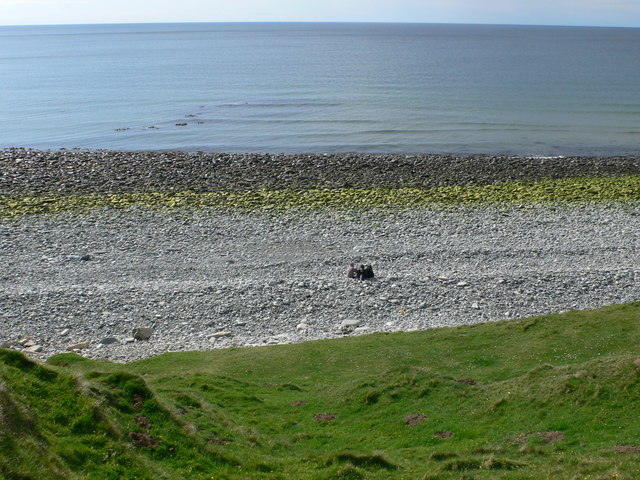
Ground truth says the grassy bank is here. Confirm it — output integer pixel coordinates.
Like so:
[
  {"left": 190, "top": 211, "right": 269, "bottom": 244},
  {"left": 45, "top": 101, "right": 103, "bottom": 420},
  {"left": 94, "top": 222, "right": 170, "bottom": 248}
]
[
  {"left": 2, "top": 302, "right": 640, "bottom": 479},
  {"left": 1, "top": 175, "right": 639, "bottom": 217}
]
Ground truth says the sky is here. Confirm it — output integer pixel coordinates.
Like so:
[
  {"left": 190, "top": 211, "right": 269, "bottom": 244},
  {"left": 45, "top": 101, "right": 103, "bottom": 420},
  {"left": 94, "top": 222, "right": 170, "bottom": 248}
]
[{"left": 0, "top": 0, "right": 639, "bottom": 27}]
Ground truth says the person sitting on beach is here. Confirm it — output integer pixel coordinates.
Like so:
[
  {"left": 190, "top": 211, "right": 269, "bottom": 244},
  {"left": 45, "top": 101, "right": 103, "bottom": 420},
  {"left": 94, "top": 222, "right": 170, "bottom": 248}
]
[
  {"left": 364, "top": 264, "right": 374, "bottom": 279},
  {"left": 348, "top": 263, "right": 375, "bottom": 280},
  {"left": 347, "top": 263, "right": 357, "bottom": 279}
]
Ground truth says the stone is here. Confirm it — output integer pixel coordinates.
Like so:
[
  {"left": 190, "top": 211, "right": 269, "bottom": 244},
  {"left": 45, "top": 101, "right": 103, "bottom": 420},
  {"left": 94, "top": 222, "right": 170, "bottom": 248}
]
[
  {"left": 456, "top": 281, "right": 469, "bottom": 287},
  {"left": 270, "top": 334, "right": 289, "bottom": 342},
  {"left": 17, "top": 338, "right": 31, "bottom": 346},
  {"left": 23, "top": 339, "right": 36, "bottom": 347},
  {"left": 353, "top": 327, "right": 369, "bottom": 334},
  {"left": 67, "top": 341, "right": 90, "bottom": 351},
  {"left": 296, "top": 323, "right": 309, "bottom": 331},
  {"left": 210, "top": 331, "right": 233, "bottom": 338},
  {"left": 24, "top": 345, "right": 43, "bottom": 353},
  {"left": 60, "top": 328, "right": 70, "bottom": 336},
  {"left": 471, "top": 302, "right": 480, "bottom": 309},
  {"left": 0, "top": 341, "right": 13, "bottom": 349},
  {"left": 133, "top": 327, "right": 155, "bottom": 340},
  {"left": 340, "top": 319, "right": 361, "bottom": 331},
  {"left": 99, "top": 337, "right": 119, "bottom": 345},
  {"left": 123, "top": 337, "right": 135, "bottom": 344},
  {"left": 80, "top": 254, "right": 92, "bottom": 261}
]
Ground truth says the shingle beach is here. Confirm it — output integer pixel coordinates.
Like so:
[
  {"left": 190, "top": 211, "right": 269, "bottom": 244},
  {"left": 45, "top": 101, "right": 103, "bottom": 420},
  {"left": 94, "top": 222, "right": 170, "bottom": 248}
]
[{"left": 1, "top": 149, "right": 638, "bottom": 362}]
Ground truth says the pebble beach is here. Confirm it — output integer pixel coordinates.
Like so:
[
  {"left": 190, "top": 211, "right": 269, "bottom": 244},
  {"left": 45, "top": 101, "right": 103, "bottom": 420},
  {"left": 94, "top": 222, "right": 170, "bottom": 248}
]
[{"left": 1, "top": 149, "right": 639, "bottom": 362}]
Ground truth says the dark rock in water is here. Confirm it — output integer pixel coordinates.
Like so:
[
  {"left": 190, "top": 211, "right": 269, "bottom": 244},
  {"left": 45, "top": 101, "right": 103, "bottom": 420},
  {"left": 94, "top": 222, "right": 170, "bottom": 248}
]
[{"left": 133, "top": 328, "right": 155, "bottom": 340}]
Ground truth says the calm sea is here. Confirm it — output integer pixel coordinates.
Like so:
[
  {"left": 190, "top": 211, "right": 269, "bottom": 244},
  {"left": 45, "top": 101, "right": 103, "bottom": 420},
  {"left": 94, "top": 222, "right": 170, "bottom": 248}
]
[{"left": 1, "top": 22, "right": 639, "bottom": 155}]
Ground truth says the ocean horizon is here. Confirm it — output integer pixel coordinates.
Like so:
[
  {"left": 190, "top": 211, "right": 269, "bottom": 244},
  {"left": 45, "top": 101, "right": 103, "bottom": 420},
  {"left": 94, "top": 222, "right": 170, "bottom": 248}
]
[{"left": 1, "top": 22, "right": 639, "bottom": 155}]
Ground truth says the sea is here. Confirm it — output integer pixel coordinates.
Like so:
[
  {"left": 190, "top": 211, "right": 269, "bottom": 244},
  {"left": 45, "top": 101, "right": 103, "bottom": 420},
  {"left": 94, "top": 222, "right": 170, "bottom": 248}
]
[{"left": 1, "top": 22, "right": 639, "bottom": 155}]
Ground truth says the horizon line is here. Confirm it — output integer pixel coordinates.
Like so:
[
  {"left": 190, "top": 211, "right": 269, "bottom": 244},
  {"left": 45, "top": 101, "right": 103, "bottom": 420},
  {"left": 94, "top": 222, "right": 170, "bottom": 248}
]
[{"left": 1, "top": 20, "right": 638, "bottom": 29}]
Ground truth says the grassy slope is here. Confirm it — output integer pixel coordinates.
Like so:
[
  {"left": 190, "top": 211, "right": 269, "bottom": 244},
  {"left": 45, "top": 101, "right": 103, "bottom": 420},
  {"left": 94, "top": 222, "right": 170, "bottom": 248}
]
[{"left": 2, "top": 302, "right": 640, "bottom": 479}]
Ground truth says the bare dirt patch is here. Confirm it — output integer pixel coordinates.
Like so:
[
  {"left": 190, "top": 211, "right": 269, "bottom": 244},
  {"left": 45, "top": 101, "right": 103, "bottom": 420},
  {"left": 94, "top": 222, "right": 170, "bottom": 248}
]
[
  {"left": 434, "top": 431, "right": 454, "bottom": 438},
  {"left": 314, "top": 413, "right": 336, "bottom": 422},
  {"left": 404, "top": 413, "right": 427, "bottom": 426},
  {"left": 615, "top": 444, "right": 640, "bottom": 454},
  {"left": 292, "top": 400, "right": 306, "bottom": 407},
  {"left": 134, "top": 416, "right": 150, "bottom": 430},
  {"left": 131, "top": 394, "right": 144, "bottom": 412},
  {"left": 129, "top": 431, "right": 160, "bottom": 448},
  {"left": 456, "top": 378, "right": 477, "bottom": 385}
]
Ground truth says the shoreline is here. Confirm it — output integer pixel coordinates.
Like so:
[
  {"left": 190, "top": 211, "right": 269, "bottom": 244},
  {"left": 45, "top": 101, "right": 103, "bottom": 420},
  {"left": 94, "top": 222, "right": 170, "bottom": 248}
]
[{"left": 2, "top": 149, "right": 639, "bottom": 196}]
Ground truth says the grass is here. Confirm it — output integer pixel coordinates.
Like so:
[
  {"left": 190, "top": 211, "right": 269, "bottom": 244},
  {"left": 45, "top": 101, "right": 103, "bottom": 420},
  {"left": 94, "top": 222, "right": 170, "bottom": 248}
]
[
  {"left": 1, "top": 175, "right": 639, "bottom": 217},
  {"left": 2, "top": 302, "right": 640, "bottom": 479}
]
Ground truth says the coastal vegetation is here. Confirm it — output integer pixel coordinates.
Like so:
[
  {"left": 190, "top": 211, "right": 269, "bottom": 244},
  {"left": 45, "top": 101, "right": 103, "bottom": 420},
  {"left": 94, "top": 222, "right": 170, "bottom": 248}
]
[
  {"left": 1, "top": 175, "right": 639, "bottom": 217},
  {"left": 2, "top": 302, "right": 640, "bottom": 479}
]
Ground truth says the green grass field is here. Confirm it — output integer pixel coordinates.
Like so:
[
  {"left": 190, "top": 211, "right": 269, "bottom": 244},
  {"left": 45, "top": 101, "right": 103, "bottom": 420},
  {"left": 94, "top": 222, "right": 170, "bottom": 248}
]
[{"left": 2, "top": 302, "right": 640, "bottom": 479}]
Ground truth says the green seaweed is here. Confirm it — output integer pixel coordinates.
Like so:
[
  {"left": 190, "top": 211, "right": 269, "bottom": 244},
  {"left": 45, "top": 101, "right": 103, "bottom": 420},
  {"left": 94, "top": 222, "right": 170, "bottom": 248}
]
[{"left": 1, "top": 175, "right": 639, "bottom": 217}]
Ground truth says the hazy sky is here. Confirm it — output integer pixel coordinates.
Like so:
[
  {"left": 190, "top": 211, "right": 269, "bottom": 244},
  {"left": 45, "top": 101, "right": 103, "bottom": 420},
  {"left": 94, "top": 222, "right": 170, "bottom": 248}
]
[{"left": 1, "top": 0, "right": 639, "bottom": 27}]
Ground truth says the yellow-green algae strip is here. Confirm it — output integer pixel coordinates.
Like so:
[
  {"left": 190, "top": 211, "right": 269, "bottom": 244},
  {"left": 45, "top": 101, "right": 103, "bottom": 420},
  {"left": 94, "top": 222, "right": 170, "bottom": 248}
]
[{"left": 1, "top": 176, "right": 639, "bottom": 217}]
